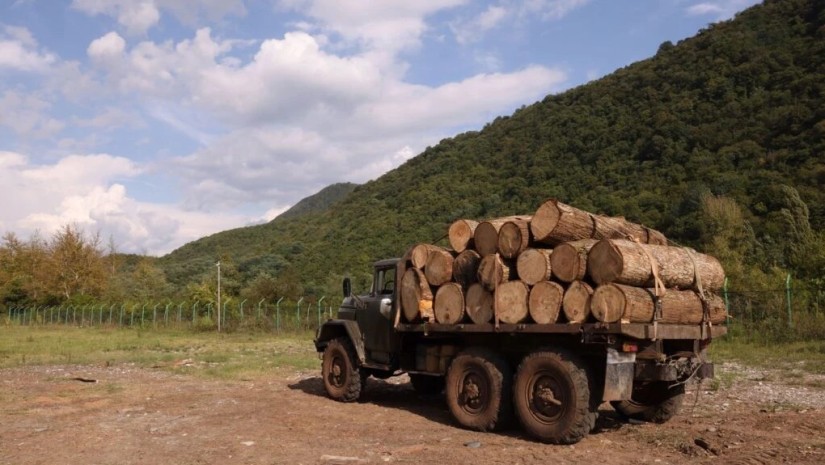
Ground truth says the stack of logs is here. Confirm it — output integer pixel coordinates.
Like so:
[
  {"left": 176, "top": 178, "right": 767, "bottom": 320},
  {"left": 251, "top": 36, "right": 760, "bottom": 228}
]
[{"left": 399, "top": 199, "right": 728, "bottom": 326}]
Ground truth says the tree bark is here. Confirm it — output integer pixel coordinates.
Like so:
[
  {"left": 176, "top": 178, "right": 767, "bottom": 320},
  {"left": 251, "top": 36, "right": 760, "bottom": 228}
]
[
  {"left": 448, "top": 219, "right": 478, "bottom": 253},
  {"left": 400, "top": 267, "right": 434, "bottom": 322},
  {"left": 410, "top": 244, "right": 442, "bottom": 269},
  {"left": 424, "top": 247, "right": 454, "bottom": 287},
  {"left": 550, "top": 239, "right": 598, "bottom": 283},
  {"left": 475, "top": 216, "right": 531, "bottom": 256},
  {"left": 465, "top": 282, "right": 493, "bottom": 324},
  {"left": 531, "top": 199, "right": 667, "bottom": 246},
  {"left": 477, "top": 253, "right": 512, "bottom": 291},
  {"left": 587, "top": 239, "right": 725, "bottom": 291},
  {"left": 452, "top": 249, "right": 481, "bottom": 287},
  {"left": 516, "top": 248, "right": 553, "bottom": 286},
  {"left": 497, "top": 216, "right": 532, "bottom": 259},
  {"left": 562, "top": 280, "right": 593, "bottom": 324},
  {"left": 591, "top": 283, "right": 727, "bottom": 324},
  {"left": 528, "top": 280, "right": 564, "bottom": 324},
  {"left": 494, "top": 280, "right": 530, "bottom": 324},
  {"left": 434, "top": 282, "right": 465, "bottom": 324}
]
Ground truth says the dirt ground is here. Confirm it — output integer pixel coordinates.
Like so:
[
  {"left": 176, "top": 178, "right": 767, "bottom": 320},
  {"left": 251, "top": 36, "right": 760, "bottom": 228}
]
[{"left": 2, "top": 359, "right": 824, "bottom": 465}]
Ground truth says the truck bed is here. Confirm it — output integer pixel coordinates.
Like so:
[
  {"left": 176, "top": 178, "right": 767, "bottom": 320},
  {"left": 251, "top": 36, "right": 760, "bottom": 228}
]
[{"left": 395, "top": 321, "right": 726, "bottom": 340}]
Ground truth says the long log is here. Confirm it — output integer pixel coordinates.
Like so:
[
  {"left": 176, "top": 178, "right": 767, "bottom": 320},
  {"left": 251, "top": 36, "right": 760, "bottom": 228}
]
[
  {"left": 550, "top": 239, "right": 598, "bottom": 283},
  {"left": 424, "top": 247, "right": 454, "bottom": 287},
  {"left": 528, "top": 281, "right": 564, "bottom": 324},
  {"left": 400, "top": 268, "right": 434, "bottom": 322},
  {"left": 497, "top": 216, "right": 532, "bottom": 259},
  {"left": 410, "top": 244, "right": 442, "bottom": 269},
  {"left": 494, "top": 280, "right": 530, "bottom": 324},
  {"left": 475, "top": 216, "right": 531, "bottom": 256},
  {"left": 448, "top": 219, "right": 478, "bottom": 253},
  {"left": 516, "top": 248, "right": 553, "bottom": 286},
  {"left": 477, "top": 254, "right": 512, "bottom": 291},
  {"left": 465, "top": 283, "right": 494, "bottom": 324},
  {"left": 587, "top": 239, "right": 725, "bottom": 291},
  {"left": 591, "top": 283, "right": 727, "bottom": 324},
  {"left": 531, "top": 199, "right": 667, "bottom": 246},
  {"left": 562, "top": 280, "right": 593, "bottom": 323},
  {"left": 434, "top": 282, "right": 465, "bottom": 324},
  {"left": 452, "top": 249, "right": 481, "bottom": 287}
]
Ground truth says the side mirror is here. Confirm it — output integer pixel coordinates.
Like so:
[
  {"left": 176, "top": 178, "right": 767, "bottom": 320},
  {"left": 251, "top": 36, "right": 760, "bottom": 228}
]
[{"left": 342, "top": 277, "right": 352, "bottom": 297}]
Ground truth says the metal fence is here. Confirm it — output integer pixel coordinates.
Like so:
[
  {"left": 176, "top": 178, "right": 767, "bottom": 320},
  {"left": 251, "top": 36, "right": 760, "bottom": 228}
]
[{"left": 2, "top": 297, "right": 338, "bottom": 332}]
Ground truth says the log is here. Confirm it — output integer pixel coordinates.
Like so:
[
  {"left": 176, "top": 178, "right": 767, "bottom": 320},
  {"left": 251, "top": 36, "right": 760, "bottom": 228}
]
[
  {"left": 591, "top": 283, "right": 727, "bottom": 324},
  {"left": 587, "top": 239, "right": 725, "bottom": 291},
  {"left": 528, "top": 281, "right": 564, "bottom": 324},
  {"left": 434, "top": 282, "right": 465, "bottom": 324},
  {"left": 477, "top": 254, "right": 512, "bottom": 291},
  {"left": 400, "top": 268, "right": 434, "bottom": 322},
  {"left": 448, "top": 219, "right": 478, "bottom": 253},
  {"left": 424, "top": 247, "right": 454, "bottom": 287},
  {"left": 497, "top": 216, "right": 532, "bottom": 259},
  {"left": 465, "top": 283, "right": 494, "bottom": 324},
  {"left": 475, "top": 216, "right": 531, "bottom": 256},
  {"left": 494, "top": 280, "right": 530, "bottom": 324},
  {"left": 550, "top": 239, "right": 598, "bottom": 283},
  {"left": 452, "top": 250, "right": 481, "bottom": 287},
  {"left": 410, "top": 244, "right": 441, "bottom": 269},
  {"left": 562, "top": 280, "right": 593, "bottom": 323},
  {"left": 531, "top": 199, "right": 667, "bottom": 246},
  {"left": 591, "top": 283, "right": 654, "bottom": 323},
  {"left": 516, "top": 248, "right": 553, "bottom": 286}
]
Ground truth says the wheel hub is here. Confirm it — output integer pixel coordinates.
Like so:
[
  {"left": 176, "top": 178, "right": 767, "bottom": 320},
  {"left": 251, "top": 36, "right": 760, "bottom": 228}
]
[
  {"left": 530, "top": 376, "right": 565, "bottom": 420},
  {"left": 460, "top": 373, "right": 485, "bottom": 412}
]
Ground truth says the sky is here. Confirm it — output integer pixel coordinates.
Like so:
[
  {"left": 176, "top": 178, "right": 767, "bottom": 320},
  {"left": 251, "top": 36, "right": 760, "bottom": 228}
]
[{"left": 0, "top": 0, "right": 761, "bottom": 256}]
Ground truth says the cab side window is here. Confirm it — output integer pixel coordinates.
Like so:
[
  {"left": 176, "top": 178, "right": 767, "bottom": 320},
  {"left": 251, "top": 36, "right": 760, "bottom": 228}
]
[{"left": 375, "top": 268, "right": 396, "bottom": 295}]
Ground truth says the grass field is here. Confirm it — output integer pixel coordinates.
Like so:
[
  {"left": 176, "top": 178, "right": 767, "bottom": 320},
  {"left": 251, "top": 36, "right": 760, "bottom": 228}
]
[
  {"left": 0, "top": 326, "right": 319, "bottom": 379},
  {"left": 2, "top": 325, "right": 824, "bottom": 379}
]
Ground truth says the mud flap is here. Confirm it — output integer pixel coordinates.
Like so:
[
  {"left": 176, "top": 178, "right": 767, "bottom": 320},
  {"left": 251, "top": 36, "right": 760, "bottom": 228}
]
[{"left": 602, "top": 348, "right": 635, "bottom": 401}]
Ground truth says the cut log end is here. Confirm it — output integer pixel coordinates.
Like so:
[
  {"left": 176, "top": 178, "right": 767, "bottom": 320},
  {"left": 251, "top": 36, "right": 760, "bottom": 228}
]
[
  {"left": 530, "top": 200, "right": 561, "bottom": 243},
  {"left": 516, "top": 248, "right": 553, "bottom": 286},
  {"left": 474, "top": 222, "right": 500, "bottom": 256},
  {"left": 591, "top": 283, "right": 627, "bottom": 323},
  {"left": 562, "top": 280, "right": 593, "bottom": 323},
  {"left": 587, "top": 239, "right": 626, "bottom": 284},
  {"left": 494, "top": 280, "right": 530, "bottom": 324},
  {"left": 448, "top": 219, "right": 478, "bottom": 253},
  {"left": 528, "top": 281, "right": 563, "bottom": 324},
  {"left": 465, "top": 283, "right": 493, "bottom": 324},
  {"left": 400, "top": 268, "right": 433, "bottom": 322},
  {"left": 434, "top": 283, "right": 465, "bottom": 324},
  {"left": 452, "top": 249, "right": 481, "bottom": 287}
]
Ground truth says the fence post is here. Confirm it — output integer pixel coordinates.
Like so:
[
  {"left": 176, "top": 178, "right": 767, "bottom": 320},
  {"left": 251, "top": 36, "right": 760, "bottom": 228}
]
[
  {"left": 178, "top": 302, "right": 183, "bottom": 323},
  {"left": 257, "top": 299, "right": 265, "bottom": 322},
  {"left": 153, "top": 303, "right": 159, "bottom": 328},
  {"left": 165, "top": 302, "right": 171, "bottom": 325},
  {"left": 296, "top": 297, "right": 304, "bottom": 330},
  {"left": 109, "top": 304, "right": 115, "bottom": 325},
  {"left": 276, "top": 297, "right": 284, "bottom": 332},
  {"left": 240, "top": 299, "right": 247, "bottom": 320},
  {"left": 786, "top": 273, "right": 793, "bottom": 328},
  {"left": 192, "top": 300, "right": 200, "bottom": 326},
  {"left": 317, "top": 296, "right": 326, "bottom": 328}
]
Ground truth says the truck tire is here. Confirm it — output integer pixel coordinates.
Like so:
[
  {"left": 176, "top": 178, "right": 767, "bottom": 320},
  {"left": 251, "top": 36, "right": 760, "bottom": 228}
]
[
  {"left": 321, "top": 338, "right": 363, "bottom": 402},
  {"left": 513, "top": 350, "right": 597, "bottom": 444},
  {"left": 611, "top": 382, "right": 685, "bottom": 423},
  {"left": 410, "top": 373, "right": 445, "bottom": 396},
  {"left": 445, "top": 348, "right": 513, "bottom": 431}
]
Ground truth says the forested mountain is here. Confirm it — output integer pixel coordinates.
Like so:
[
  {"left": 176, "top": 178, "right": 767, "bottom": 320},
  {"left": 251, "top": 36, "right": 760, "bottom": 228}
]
[
  {"left": 275, "top": 183, "right": 358, "bottom": 221},
  {"left": 158, "top": 0, "right": 825, "bottom": 298}
]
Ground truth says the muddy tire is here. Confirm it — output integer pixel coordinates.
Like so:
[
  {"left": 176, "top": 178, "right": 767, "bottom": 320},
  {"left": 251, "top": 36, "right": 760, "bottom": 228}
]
[
  {"left": 611, "top": 382, "right": 685, "bottom": 423},
  {"left": 321, "top": 338, "right": 362, "bottom": 402},
  {"left": 410, "top": 373, "right": 445, "bottom": 396},
  {"left": 445, "top": 348, "right": 513, "bottom": 431},
  {"left": 513, "top": 350, "right": 597, "bottom": 444}
]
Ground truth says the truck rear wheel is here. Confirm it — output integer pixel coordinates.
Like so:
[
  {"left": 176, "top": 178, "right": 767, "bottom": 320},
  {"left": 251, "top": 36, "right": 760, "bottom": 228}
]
[
  {"left": 321, "top": 338, "right": 363, "bottom": 402},
  {"left": 513, "top": 350, "right": 597, "bottom": 444},
  {"left": 611, "top": 382, "right": 685, "bottom": 423},
  {"left": 445, "top": 348, "right": 512, "bottom": 431}
]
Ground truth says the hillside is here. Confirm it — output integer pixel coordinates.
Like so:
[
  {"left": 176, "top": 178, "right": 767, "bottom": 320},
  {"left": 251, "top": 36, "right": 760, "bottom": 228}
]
[
  {"left": 159, "top": 0, "right": 825, "bottom": 297},
  {"left": 275, "top": 183, "right": 358, "bottom": 221}
]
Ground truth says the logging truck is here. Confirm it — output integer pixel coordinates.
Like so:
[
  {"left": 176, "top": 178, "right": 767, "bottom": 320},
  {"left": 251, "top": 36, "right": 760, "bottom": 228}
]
[{"left": 314, "top": 257, "right": 726, "bottom": 444}]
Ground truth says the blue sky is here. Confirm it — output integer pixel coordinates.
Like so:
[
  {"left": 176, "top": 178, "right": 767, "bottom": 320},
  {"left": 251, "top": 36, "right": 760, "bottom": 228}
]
[{"left": 0, "top": 0, "right": 760, "bottom": 255}]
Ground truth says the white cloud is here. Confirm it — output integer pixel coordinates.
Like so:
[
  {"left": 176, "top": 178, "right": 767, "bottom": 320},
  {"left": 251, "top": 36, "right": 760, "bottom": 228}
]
[
  {"left": 0, "top": 90, "right": 65, "bottom": 138},
  {"left": 452, "top": 5, "right": 509, "bottom": 44},
  {"left": 522, "top": 0, "right": 590, "bottom": 21},
  {"left": 88, "top": 31, "right": 126, "bottom": 64},
  {"left": 0, "top": 28, "right": 56, "bottom": 72},
  {"left": 71, "top": 0, "right": 246, "bottom": 34},
  {"left": 0, "top": 151, "right": 245, "bottom": 254},
  {"left": 685, "top": 0, "right": 760, "bottom": 20}
]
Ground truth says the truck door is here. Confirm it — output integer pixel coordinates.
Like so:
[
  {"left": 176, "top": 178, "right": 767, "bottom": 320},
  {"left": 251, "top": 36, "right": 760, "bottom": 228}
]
[{"left": 358, "top": 263, "right": 399, "bottom": 365}]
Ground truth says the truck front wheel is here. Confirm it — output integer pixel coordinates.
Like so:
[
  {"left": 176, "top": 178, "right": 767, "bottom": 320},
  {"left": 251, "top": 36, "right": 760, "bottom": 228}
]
[
  {"left": 445, "top": 348, "right": 512, "bottom": 431},
  {"left": 513, "top": 350, "right": 597, "bottom": 444},
  {"left": 321, "top": 338, "right": 363, "bottom": 402},
  {"left": 611, "top": 382, "right": 685, "bottom": 423}
]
